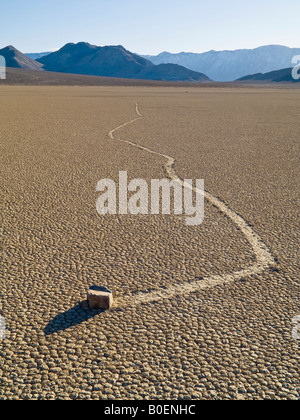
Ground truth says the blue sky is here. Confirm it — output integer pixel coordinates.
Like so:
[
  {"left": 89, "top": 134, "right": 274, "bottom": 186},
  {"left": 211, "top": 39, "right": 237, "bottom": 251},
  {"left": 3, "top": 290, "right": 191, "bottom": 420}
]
[{"left": 1, "top": 0, "right": 300, "bottom": 54}]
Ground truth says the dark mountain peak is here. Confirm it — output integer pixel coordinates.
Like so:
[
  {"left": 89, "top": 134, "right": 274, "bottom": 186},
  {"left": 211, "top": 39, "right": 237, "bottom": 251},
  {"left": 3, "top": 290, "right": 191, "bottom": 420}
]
[
  {"left": 60, "top": 42, "right": 75, "bottom": 49},
  {"left": 73, "top": 41, "right": 98, "bottom": 49},
  {"left": 37, "top": 41, "right": 210, "bottom": 82},
  {"left": 113, "top": 45, "right": 126, "bottom": 50},
  {"left": 97, "top": 45, "right": 153, "bottom": 68},
  {"left": 5, "top": 45, "right": 17, "bottom": 51},
  {"left": 77, "top": 41, "right": 95, "bottom": 47},
  {"left": 59, "top": 42, "right": 97, "bottom": 53},
  {"left": 0, "top": 45, "right": 44, "bottom": 71},
  {"left": 1, "top": 45, "right": 23, "bottom": 55}
]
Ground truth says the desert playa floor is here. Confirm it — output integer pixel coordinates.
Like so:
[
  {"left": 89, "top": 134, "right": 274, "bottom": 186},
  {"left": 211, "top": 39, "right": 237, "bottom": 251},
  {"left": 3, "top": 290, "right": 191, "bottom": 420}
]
[{"left": 0, "top": 86, "right": 299, "bottom": 400}]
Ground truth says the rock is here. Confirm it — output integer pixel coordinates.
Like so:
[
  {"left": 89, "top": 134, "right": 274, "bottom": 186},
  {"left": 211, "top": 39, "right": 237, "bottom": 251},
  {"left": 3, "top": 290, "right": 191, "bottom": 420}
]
[{"left": 87, "top": 286, "right": 113, "bottom": 310}]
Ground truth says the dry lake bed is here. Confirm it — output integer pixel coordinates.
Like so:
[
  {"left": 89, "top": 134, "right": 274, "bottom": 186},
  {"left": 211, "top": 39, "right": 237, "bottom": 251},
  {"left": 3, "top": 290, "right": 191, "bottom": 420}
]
[{"left": 0, "top": 85, "right": 299, "bottom": 400}]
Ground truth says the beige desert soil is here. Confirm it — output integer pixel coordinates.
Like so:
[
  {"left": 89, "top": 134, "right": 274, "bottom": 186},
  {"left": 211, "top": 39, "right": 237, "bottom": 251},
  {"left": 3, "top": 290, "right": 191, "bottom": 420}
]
[{"left": 0, "top": 85, "right": 299, "bottom": 400}]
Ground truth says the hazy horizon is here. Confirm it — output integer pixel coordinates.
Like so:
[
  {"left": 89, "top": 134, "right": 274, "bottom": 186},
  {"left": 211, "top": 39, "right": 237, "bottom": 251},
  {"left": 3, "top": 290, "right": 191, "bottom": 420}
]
[
  {"left": 18, "top": 43, "right": 300, "bottom": 56},
  {"left": 1, "top": 0, "right": 300, "bottom": 55}
]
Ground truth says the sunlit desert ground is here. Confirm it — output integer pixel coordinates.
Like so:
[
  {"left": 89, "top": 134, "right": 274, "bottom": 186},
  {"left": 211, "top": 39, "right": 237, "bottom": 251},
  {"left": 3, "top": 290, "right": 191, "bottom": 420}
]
[{"left": 0, "top": 86, "right": 299, "bottom": 400}]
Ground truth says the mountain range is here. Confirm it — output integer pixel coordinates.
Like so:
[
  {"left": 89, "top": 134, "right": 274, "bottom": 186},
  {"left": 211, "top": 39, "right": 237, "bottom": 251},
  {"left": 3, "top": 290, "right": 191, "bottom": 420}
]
[
  {"left": 142, "top": 45, "right": 300, "bottom": 82},
  {"left": 36, "top": 42, "right": 209, "bottom": 81},
  {"left": 1, "top": 43, "right": 299, "bottom": 83}
]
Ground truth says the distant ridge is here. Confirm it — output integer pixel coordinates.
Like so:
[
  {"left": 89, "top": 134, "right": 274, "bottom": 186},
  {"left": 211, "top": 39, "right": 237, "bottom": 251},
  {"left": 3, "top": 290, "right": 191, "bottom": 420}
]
[
  {"left": 37, "top": 42, "right": 210, "bottom": 82},
  {"left": 143, "top": 45, "right": 300, "bottom": 81},
  {"left": 26, "top": 52, "right": 52, "bottom": 60},
  {"left": 237, "top": 67, "right": 300, "bottom": 83},
  {"left": 0, "top": 45, "right": 44, "bottom": 71}
]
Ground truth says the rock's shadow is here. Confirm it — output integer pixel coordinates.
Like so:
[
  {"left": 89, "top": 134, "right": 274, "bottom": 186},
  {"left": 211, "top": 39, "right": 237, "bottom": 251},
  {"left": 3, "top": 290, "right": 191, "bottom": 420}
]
[{"left": 44, "top": 301, "right": 104, "bottom": 336}]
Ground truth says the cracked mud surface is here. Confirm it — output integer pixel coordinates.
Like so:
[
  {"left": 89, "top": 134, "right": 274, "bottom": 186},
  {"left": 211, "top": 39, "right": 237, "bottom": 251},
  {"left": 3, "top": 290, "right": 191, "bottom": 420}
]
[{"left": 0, "top": 86, "right": 299, "bottom": 400}]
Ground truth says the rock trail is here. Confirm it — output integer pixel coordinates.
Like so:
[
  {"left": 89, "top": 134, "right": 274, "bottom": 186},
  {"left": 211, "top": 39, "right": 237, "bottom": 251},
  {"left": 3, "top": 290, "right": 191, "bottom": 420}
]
[{"left": 107, "top": 103, "right": 276, "bottom": 306}]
